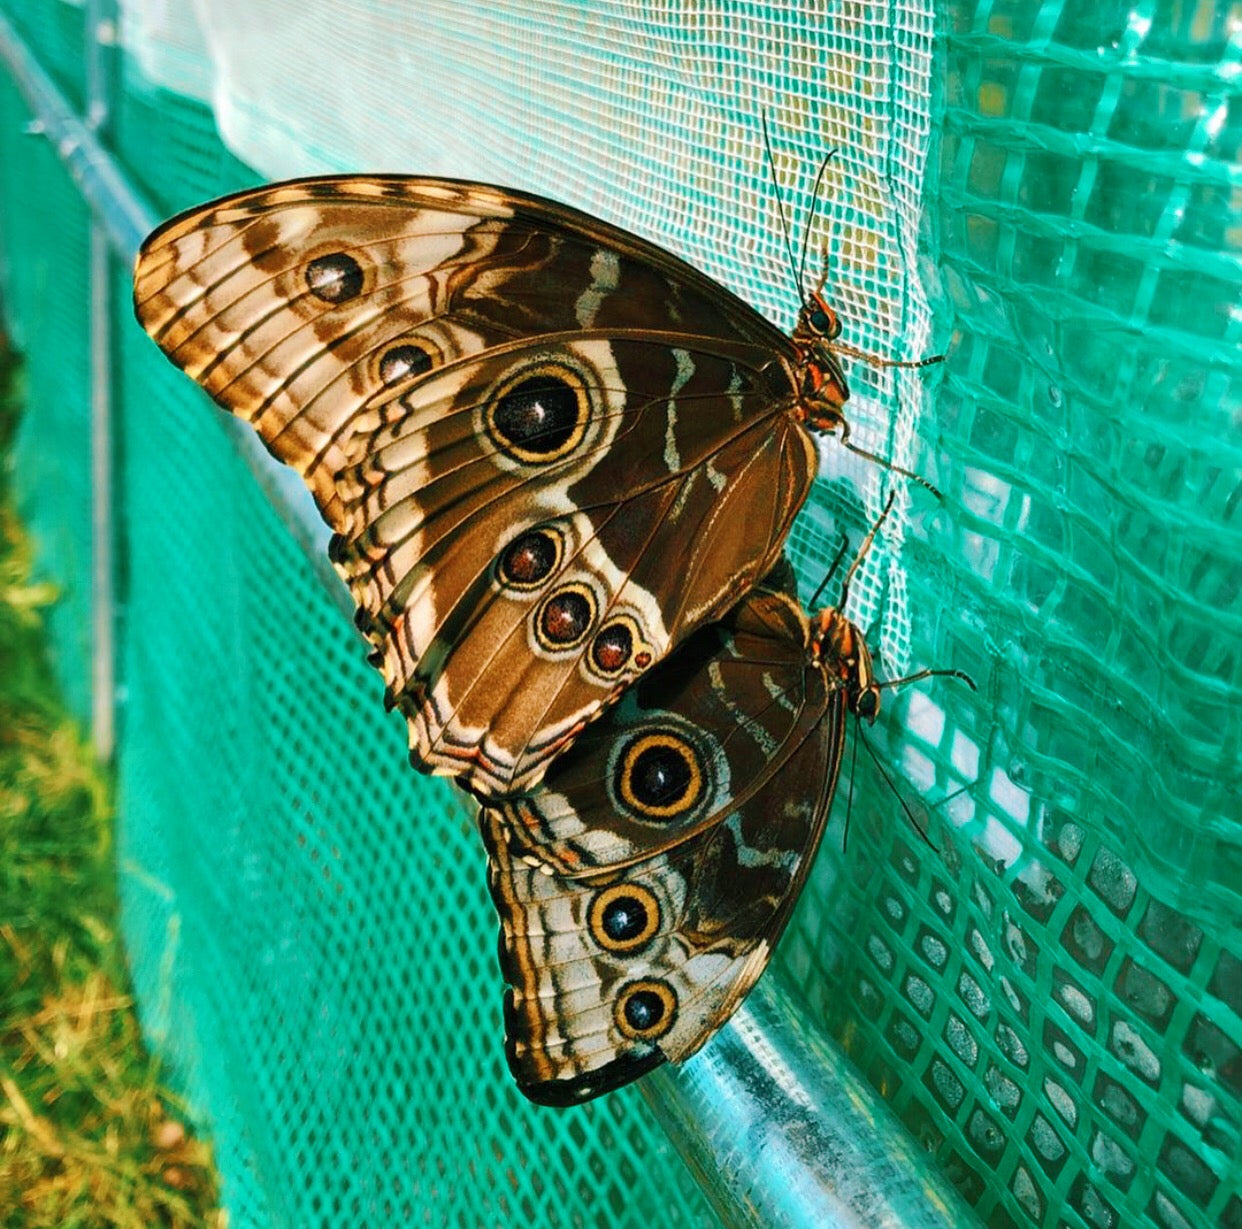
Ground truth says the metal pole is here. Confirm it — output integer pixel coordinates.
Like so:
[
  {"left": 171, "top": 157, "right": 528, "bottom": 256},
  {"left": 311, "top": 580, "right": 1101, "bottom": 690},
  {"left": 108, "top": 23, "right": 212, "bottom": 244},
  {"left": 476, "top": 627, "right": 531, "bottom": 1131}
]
[{"left": 86, "top": 0, "right": 118, "bottom": 760}]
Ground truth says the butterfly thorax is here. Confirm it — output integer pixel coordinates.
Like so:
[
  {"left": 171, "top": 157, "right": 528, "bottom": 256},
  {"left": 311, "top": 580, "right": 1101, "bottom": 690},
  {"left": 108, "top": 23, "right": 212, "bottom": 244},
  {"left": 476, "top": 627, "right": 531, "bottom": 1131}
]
[
  {"left": 790, "top": 290, "right": 850, "bottom": 436},
  {"left": 810, "top": 607, "right": 881, "bottom": 723}
]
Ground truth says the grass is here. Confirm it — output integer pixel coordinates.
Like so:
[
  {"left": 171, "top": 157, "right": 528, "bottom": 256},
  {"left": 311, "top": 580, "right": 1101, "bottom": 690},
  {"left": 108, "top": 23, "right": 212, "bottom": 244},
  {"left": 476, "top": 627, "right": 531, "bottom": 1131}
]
[{"left": 0, "top": 344, "right": 223, "bottom": 1227}]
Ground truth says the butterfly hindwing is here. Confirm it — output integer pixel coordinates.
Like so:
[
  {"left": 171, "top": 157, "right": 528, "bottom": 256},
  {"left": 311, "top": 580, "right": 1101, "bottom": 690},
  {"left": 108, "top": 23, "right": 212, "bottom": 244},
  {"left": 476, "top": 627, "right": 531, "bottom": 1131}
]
[
  {"left": 134, "top": 176, "right": 820, "bottom": 796},
  {"left": 481, "top": 586, "right": 847, "bottom": 1104}
]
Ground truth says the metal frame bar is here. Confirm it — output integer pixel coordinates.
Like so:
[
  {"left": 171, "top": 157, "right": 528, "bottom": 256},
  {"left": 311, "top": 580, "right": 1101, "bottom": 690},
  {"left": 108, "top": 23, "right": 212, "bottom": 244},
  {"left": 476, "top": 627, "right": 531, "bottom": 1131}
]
[
  {"left": 87, "top": 0, "right": 117, "bottom": 759},
  {"left": 0, "top": 14, "right": 978, "bottom": 1227}
]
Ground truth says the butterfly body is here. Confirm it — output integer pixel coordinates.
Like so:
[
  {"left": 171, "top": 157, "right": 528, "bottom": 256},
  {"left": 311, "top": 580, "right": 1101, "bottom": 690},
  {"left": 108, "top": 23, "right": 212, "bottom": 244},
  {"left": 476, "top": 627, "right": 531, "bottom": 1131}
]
[{"left": 134, "top": 175, "right": 857, "bottom": 797}]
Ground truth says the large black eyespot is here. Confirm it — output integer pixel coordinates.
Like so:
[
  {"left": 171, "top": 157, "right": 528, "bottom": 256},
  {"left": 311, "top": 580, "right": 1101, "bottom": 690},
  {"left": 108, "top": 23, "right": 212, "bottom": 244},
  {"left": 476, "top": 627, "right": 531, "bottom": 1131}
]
[
  {"left": 305, "top": 253, "right": 363, "bottom": 303},
  {"left": 615, "top": 732, "right": 704, "bottom": 822},
  {"left": 536, "top": 585, "right": 595, "bottom": 648},
  {"left": 589, "top": 885, "right": 660, "bottom": 953},
  {"left": 378, "top": 343, "right": 433, "bottom": 385},
  {"left": 615, "top": 980, "right": 677, "bottom": 1040},
  {"left": 497, "top": 529, "right": 561, "bottom": 591},
  {"left": 591, "top": 621, "right": 634, "bottom": 676},
  {"left": 485, "top": 368, "right": 588, "bottom": 463}
]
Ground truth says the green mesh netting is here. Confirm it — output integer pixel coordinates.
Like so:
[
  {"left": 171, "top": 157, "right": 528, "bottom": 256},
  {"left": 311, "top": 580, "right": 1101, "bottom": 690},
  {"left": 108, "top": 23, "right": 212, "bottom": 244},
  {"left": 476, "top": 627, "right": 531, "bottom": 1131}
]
[
  {"left": 1, "top": 1, "right": 1239, "bottom": 1227},
  {"left": 0, "top": 63, "right": 93, "bottom": 721}
]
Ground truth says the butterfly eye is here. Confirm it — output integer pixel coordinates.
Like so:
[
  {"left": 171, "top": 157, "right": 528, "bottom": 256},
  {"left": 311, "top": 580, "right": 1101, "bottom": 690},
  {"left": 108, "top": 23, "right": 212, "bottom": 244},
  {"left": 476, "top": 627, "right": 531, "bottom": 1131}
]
[
  {"left": 615, "top": 980, "right": 677, "bottom": 1041},
  {"left": 304, "top": 252, "right": 364, "bottom": 303},
  {"left": 486, "top": 368, "right": 589, "bottom": 464},
  {"left": 615, "top": 732, "right": 705, "bottom": 821},
  {"left": 589, "top": 884, "right": 661, "bottom": 953},
  {"left": 535, "top": 583, "right": 596, "bottom": 649},
  {"left": 378, "top": 343, "right": 433, "bottom": 386},
  {"left": 856, "top": 688, "right": 880, "bottom": 721},
  {"left": 497, "top": 528, "right": 562, "bottom": 591}
]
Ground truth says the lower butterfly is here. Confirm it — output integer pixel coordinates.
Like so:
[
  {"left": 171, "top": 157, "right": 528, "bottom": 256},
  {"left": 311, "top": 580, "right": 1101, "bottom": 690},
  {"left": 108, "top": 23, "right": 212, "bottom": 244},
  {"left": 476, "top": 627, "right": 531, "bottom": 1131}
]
[{"left": 481, "top": 527, "right": 972, "bottom": 1105}]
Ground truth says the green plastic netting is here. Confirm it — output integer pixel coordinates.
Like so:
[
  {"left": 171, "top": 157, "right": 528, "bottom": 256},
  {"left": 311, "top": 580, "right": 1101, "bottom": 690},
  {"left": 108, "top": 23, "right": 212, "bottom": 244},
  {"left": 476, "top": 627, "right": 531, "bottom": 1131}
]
[{"left": 1, "top": 1, "right": 1239, "bottom": 1226}]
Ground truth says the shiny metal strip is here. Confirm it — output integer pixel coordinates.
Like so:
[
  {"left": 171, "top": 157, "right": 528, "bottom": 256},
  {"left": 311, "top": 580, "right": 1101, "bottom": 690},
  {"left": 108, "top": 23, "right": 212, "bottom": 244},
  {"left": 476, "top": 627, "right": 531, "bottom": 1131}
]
[{"left": 87, "top": 0, "right": 117, "bottom": 759}]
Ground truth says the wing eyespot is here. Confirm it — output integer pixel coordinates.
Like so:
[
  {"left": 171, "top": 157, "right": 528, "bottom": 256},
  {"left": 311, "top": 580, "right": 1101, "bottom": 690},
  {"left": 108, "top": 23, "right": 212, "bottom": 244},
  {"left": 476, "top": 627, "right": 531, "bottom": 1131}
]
[
  {"left": 377, "top": 342, "right": 435, "bottom": 386},
  {"left": 497, "top": 527, "right": 564, "bottom": 592},
  {"left": 304, "top": 252, "right": 364, "bottom": 304},
  {"left": 590, "top": 619, "right": 636, "bottom": 677},
  {"left": 484, "top": 362, "right": 590, "bottom": 464},
  {"left": 534, "top": 583, "right": 597, "bottom": 650},
  {"left": 615, "top": 980, "right": 677, "bottom": 1041},
  {"left": 613, "top": 731, "right": 705, "bottom": 822},
  {"left": 589, "top": 884, "right": 661, "bottom": 953}
]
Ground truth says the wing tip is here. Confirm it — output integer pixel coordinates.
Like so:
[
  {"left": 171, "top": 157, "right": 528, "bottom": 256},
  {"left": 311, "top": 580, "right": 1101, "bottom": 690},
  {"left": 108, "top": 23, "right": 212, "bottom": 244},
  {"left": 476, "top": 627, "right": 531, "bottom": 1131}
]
[{"left": 509, "top": 1041, "right": 666, "bottom": 1108}]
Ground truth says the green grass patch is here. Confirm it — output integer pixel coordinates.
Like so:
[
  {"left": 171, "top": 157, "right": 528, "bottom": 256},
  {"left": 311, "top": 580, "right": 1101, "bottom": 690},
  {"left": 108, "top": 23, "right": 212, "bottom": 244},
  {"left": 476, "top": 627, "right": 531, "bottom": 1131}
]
[{"left": 0, "top": 341, "right": 222, "bottom": 1228}]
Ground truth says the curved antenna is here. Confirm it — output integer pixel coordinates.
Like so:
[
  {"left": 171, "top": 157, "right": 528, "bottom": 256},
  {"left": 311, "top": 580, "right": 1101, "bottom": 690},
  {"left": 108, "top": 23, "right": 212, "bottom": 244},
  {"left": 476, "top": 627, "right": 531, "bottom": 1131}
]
[
  {"left": 841, "top": 721, "right": 860, "bottom": 852},
  {"left": 760, "top": 112, "right": 802, "bottom": 299},
  {"left": 796, "top": 150, "right": 836, "bottom": 295},
  {"left": 841, "top": 440, "right": 942, "bottom": 500},
  {"left": 878, "top": 667, "right": 977, "bottom": 693},
  {"left": 829, "top": 341, "right": 945, "bottom": 372},
  {"left": 808, "top": 531, "right": 851, "bottom": 612},
  {"left": 857, "top": 727, "right": 939, "bottom": 851},
  {"left": 838, "top": 490, "right": 897, "bottom": 611}
]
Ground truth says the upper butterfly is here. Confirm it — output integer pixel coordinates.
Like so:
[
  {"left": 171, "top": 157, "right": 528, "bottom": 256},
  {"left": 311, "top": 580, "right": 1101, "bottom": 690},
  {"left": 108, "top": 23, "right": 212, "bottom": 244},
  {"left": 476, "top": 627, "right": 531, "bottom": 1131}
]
[{"left": 133, "top": 175, "right": 857, "bottom": 798}]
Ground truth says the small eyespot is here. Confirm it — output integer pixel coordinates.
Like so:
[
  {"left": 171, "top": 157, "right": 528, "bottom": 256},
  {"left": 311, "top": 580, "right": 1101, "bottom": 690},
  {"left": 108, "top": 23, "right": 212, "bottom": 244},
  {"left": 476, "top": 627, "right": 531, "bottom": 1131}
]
[
  {"left": 378, "top": 343, "right": 433, "bottom": 385},
  {"left": 305, "top": 252, "right": 363, "bottom": 303},
  {"left": 589, "top": 884, "right": 660, "bottom": 953},
  {"left": 615, "top": 980, "right": 677, "bottom": 1041},
  {"left": 590, "top": 620, "right": 635, "bottom": 676},
  {"left": 536, "top": 584, "right": 595, "bottom": 648},
  {"left": 615, "top": 731, "right": 704, "bottom": 822},
  {"left": 498, "top": 528, "right": 562, "bottom": 591},
  {"left": 484, "top": 365, "right": 590, "bottom": 464}
]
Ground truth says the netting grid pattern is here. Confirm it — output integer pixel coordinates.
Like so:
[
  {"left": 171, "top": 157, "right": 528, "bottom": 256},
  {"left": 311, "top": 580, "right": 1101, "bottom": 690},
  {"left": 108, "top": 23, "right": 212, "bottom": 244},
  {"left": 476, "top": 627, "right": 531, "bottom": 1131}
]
[
  {"left": 0, "top": 67, "right": 93, "bottom": 722},
  {"left": 0, "top": 0, "right": 1238, "bottom": 1227},
  {"left": 775, "top": 2, "right": 1240, "bottom": 1227}
]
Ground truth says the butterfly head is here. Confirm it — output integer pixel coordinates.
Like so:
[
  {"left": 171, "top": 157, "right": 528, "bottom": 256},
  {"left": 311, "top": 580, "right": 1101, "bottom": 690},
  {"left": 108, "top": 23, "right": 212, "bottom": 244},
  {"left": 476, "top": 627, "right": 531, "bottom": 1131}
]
[
  {"left": 811, "top": 606, "right": 881, "bottom": 723},
  {"left": 793, "top": 291, "right": 851, "bottom": 434}
]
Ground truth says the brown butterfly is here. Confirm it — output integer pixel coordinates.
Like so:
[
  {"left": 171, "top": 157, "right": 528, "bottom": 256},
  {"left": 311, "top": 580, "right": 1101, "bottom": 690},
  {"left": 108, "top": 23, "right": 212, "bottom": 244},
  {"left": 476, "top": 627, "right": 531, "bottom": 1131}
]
[
  {"left": 133, "top": 175, "right": 881, "bottom": 799},
  {"left": 480, "top": 550, "right": 895, "bottom": 1104}
]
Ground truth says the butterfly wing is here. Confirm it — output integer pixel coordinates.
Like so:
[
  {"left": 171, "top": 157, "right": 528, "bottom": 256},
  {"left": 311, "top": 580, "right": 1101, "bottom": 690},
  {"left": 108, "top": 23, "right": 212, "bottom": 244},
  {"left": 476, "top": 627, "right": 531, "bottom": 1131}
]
[
  {"left": 134, "top": 176, "right": 818, "bottom": 795},
  {"left": 480, "top": 587, "right": 846, "bottom": 1104}
]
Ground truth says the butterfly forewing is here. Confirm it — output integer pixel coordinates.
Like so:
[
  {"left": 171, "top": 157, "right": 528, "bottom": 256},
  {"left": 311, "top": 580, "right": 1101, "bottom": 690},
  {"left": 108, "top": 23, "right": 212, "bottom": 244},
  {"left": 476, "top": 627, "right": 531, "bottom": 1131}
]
[{"left": 134, "top": 175, "right": 820, "bottom": 796}]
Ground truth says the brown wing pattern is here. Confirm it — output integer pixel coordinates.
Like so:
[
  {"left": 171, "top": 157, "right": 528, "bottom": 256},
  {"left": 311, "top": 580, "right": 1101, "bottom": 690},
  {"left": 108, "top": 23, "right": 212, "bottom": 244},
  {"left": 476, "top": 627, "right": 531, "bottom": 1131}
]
[
  {"left": 133, "top": 176, "right": 817, "bottom": 796},
  {"left": 481, "top": 588, "right": 846, "bottom": 1105}
]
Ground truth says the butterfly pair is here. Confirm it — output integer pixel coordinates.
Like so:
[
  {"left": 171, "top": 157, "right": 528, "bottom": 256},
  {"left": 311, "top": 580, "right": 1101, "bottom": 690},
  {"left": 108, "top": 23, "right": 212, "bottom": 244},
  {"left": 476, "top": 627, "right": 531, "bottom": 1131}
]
[{"left": 134, "top": 175, "right": 929, "bottom": 1105}]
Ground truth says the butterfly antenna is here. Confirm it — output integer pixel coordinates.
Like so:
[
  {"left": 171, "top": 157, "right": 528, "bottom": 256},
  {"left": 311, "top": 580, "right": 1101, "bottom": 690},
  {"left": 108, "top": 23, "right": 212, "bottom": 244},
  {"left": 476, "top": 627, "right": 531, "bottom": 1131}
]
[
  {"left": 840, "top": 440, "right": 942, "bottom": 499},
  {"left": 931, "top": 781, "right": 975, "bottom": 810},
  {"left": 761, "top": 112, "right": 802, "bottom": 299},
  {"left": 878, "top": 667, "right": 977, "bottom": 693},
  {"left": 829, "top": 341, "right": 946, "bottom": 373},
  {"left": 858, "top": 726, "right": 939, "bottom": 852},
  {"left": 796, "top": 150, "right": 836, "bottom": 295},
  {"left": 842, "top": 721, "right": 860, "bottom": 852},
  {"left": 808, "top": 531, "right": 851, "bottom": 611},
  {"left": 838, "top": 490, "right": 896, "bottom": 611}
]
